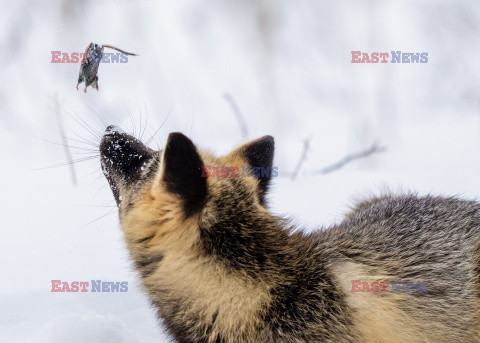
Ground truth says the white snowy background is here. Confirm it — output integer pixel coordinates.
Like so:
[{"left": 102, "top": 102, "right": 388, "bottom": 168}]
[{"left": 1, "top": 0, "right": 480, "bottom": 342}]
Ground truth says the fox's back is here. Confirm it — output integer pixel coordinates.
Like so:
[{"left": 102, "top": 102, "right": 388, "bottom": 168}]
[{"left": 319, "top": 195, "right": 480, "bottom": 342}]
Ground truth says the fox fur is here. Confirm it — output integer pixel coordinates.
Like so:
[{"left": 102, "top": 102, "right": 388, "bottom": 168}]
[{"left": 100, "top": 126, "right": 480, "bottom": 343}]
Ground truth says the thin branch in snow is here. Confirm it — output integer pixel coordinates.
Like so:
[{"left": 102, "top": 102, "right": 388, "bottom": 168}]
[
  {"left": 313, "top": 141, "right": 386, "bottom": 175},
  {"left": 54, "top": 94, "right": 77, "bottom": 185},
  {"left": 224, "top": 93, "right": 248, "bottom": 140},
  {"left": 291, "top": 136, "right": 312, "bottom": 180}
]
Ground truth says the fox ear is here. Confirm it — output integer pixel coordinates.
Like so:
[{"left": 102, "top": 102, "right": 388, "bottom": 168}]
[
  {"left": 239, "top": 135, "right": 275, "bottom": 205},
  {"left": 161, "top": 132, "right": 207, "bottom": 215}
]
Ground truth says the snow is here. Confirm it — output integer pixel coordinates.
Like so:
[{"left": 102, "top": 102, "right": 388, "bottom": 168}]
[{"left": 1, "top": 0, "right": 480, "bottom": 342}]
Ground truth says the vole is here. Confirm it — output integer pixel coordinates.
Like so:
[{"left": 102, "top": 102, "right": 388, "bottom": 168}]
[{"left": 76, "top": 43, "right": 137, "bottom": 93}]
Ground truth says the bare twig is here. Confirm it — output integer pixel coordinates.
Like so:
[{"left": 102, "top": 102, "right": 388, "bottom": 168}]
[
  {"left": 313, "top": 141, "right": 386, "bottom": 175},
  {"left": 291, "top": 137, "right": 312, "bottom": 180},
  {"left": 54, "top": 94, "right": 77, "bottom": 185},
  {"left": 224, "top": 93, "right": 248, "bottom": 140}
]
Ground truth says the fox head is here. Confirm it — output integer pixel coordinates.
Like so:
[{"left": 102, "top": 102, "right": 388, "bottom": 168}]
[
  {"left": 99, "top": 125, "right": 284, "bottom": 278},
  {"left": 100, "top": 124, "right": 274, "bottom": 212}
]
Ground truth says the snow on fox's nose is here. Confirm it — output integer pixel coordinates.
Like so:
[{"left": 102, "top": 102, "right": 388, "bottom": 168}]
[{"left": 105, "top": 125, "right": 125, "bottom": 135}]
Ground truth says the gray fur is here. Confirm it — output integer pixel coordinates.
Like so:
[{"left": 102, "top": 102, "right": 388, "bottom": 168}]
[{"left": 319, "top": 194, "right": 480, "bottom": 341}]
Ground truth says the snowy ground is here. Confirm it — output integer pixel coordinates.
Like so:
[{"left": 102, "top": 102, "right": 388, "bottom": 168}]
[{"left": 1, "top": 0, "right": 480, "bottom": 342}]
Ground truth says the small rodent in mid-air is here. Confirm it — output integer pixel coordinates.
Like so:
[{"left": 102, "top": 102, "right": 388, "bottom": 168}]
[{"left": 76, "top": 43, "right": 137, "bottom": 93}]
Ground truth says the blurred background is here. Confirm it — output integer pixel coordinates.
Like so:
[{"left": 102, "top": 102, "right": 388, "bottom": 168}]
[{"left": 1, "top": 0, "right": 480, "bottom": 342}]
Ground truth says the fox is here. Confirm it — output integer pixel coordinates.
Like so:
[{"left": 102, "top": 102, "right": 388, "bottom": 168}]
[{"left": 100, "top": 125, "right": 480, "bottom": 343}]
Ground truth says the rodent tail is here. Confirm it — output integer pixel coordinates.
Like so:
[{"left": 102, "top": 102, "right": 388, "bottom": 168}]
[{"left": 102, "top": 44, "right": 138, "bottom": 56}]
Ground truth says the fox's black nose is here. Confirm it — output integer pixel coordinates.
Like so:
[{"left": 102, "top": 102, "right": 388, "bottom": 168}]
[{"left": 105, "top": 125, "right": 124, "bottom": 134}]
